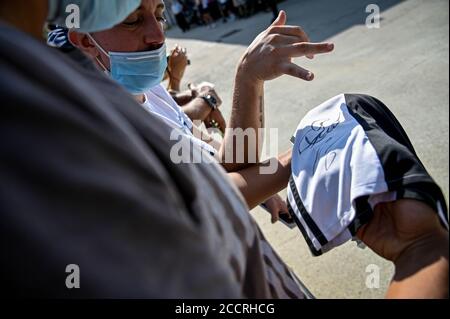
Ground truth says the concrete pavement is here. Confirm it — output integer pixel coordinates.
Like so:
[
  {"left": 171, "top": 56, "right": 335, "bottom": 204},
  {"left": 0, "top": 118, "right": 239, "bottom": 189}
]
[{"left": 165, "top": 0, "right": 449, "bottom": 298}]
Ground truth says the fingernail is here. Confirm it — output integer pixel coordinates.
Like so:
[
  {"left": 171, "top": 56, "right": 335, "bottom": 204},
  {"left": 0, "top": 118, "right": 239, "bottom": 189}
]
[
  {"left": 328, "top": 43, "right": 334, "bottom": 50},
  {"left": 306, "top": 72, "right": 314, "bottom": 80}
]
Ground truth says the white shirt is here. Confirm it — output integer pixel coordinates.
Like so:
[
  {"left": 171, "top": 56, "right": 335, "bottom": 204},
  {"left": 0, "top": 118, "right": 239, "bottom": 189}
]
[{"left": 141, "top": 84, "right": 216, "bottom": 156}]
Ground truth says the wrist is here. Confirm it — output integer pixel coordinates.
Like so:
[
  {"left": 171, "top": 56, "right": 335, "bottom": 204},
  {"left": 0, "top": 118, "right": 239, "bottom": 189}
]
[
  {"left": 236, "top": 62, "right": 264, "bottom": 87},
  {"left": 198, "top": 93, "right": 218, "bottom": 110},
  {"left": 394, "top": 229, "right": 448, "bottom": 268},
  {"left": 389, "top": 229, "right": 448, "bottom": 298},
  {"left": 193, "top": 96, "right": 213, "bottom": 116},
  {"left": 168, "top": 77, "right": 181, "bottom": 91}
]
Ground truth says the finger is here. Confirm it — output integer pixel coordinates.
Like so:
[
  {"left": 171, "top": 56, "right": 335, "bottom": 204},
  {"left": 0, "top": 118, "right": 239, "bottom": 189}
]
[
  {"left": 268, "top": 25, "right": 310, "bottom": 43},
  {"left": 269, "top": 34, "right": 308, "bottom": 46},
  {"left": 215, "top": 96, "right": 223, "bottom": 107},
  {"left": 214, "top": 111, "right": 227, "bottom": 133},
  {"left": 219, "top": 122, "right": 226, "bottom": 134},
  {"left": 280, "top": 62, "right": 314, "bottom": 81},
  {"left": 278, "top": 199, "right": 289, "bottom": 215},
  {"left": 271, "top": 211, "right": 279, "bottom": 224},
  {"left": 265, "top": 201, "right": 279, "bottom": 224},
  {"left": 281, "top": 42, "right": 334, "bottom": 58},
  {"left": 271, "top": 10, "right": 286, "bottom": 27}
]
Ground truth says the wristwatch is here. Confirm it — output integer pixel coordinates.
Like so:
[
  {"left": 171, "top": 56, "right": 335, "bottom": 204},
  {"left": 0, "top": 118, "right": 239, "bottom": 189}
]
[{"left": 200, "top": 94, "right": 218, "bottom": 110}]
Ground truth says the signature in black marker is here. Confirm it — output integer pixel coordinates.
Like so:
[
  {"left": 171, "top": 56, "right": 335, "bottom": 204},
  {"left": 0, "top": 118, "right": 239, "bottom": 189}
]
[{"left": 298, "top": 112, "right": 342, "bottom": 155}]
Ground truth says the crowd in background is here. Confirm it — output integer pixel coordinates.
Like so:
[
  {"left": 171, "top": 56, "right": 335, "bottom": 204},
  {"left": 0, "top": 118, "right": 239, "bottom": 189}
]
[{"left": 166, "top": 0, "right": 282, "bottom": 31}]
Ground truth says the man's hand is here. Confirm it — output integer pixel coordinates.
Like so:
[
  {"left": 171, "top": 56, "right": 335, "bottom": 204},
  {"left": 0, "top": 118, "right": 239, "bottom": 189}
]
[
  {"left": 237, "top": 10, "right": 334, "bottom": 83},
  {"left": 205, "top": 109, "right": 226, "bottom": 134},
  {"left": 167, "top": 45, "right": 188, "bottom": 83},
  {"left": 181, "top": 81, "right": 226, "bottom": 126},
  {"left": 357, "top": 199, "right": 449, "bottom": 298},
  {"left": 190, "top": 82, "right": 223, "bottom": 109},
  {"left": 263, "top": 194, "right": 290, "bottom": 224},
  {"left": 357, "top": 199, "right": 446, "bottom": 262}
]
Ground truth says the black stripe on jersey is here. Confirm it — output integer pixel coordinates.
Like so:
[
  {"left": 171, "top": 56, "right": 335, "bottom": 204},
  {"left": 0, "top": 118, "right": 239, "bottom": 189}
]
[
  {"left": 344, "top": 94, "right": 448, "bottom": 221},
  {"left": 287, "top": 201, "right": 323, "bottom": 257},
  {"left": 348, "top": 196, "right": 373, "bottom": 236},
  {"left": 288, "top": 177, "right": 328, "bottom": 247}
]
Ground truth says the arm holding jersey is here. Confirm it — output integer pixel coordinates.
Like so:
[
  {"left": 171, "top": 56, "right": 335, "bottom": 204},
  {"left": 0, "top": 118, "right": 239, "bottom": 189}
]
[{"left": 358, "top": 199, "right": 449, "bottom": 299}]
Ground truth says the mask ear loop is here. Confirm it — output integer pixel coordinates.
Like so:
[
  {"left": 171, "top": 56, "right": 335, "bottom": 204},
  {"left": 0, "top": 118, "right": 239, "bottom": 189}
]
[{"left": 86, "top": 33, "right": 110, "bottom": 73}]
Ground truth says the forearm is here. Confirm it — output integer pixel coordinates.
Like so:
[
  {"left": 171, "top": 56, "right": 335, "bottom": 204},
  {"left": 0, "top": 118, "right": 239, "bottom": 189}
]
[
  {"left": 181, "top": 98, "right": 211, "bottom": 122},
  {"left": 227, "top": 149, "right": 292, "bottom": 209},
  {"left": 173, "top": 90, "right": 195, "bottom": 106},
  {"left": 387, "top": 230, "right": 449, "bottom": 299},
  {"left": 219, "top": 69, "right": 264, "bottom": 172}
]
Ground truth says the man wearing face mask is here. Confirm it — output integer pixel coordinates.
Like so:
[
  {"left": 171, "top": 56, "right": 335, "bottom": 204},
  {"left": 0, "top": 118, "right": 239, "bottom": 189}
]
[
  {"left": 1, "top": 0, "right": 448, "bottom": 299},
  {"left": 0, "top": 0, "right": 312, "bottom": 298},
  {"left": 45, "top": 2, "right": 297, "bottom": 224},
  {"left": 68, "top": 1, "right": 337, "bottom": 223}
]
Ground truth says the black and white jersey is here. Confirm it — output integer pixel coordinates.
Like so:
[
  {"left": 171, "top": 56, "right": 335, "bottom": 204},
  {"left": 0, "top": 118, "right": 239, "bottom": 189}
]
[{"left": 287, "top": 94, "right": 448, "bottom": 256}]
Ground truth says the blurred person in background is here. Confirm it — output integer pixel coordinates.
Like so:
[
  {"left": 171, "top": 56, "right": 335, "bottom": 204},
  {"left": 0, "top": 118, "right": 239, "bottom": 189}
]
[
  {"left": 218, "top": 0, "right": 236, "bottom": 23},
  {"left": 171, "top": 0, "right": 190, "bottom": 32},
  {"left": 232, "top": 0, "right": 247, "bottom": 19},
  {"left": 197, "top": 0, "right": 216, "bottom": 28}
]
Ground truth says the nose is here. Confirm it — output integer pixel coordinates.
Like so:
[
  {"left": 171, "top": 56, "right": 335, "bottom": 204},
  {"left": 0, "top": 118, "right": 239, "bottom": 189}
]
[{"left": 143, "top": 15, "right": 165, "bottom": 50}]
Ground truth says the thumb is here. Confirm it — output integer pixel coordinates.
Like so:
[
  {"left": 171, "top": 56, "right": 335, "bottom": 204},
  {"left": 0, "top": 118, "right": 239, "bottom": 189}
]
[
  {"left": 264, "top": 199, "right": 279, "bottom": 224},
  {"left": 271, "top": 10, "right": 286, "bottom": 27}
]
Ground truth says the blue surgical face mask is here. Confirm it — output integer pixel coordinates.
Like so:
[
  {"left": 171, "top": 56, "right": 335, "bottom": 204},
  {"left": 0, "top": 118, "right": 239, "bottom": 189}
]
[
  {"left": 88, "top": 34, "right": 168, "bottom": 94},
  {"left": 47, "top": 0, "right": 141, "bottom": 32}
]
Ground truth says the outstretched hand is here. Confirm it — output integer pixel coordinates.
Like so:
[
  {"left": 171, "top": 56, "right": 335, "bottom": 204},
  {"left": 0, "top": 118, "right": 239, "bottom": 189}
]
[{"left": 238, "top": 11, "right": 334, "bottom": 83}]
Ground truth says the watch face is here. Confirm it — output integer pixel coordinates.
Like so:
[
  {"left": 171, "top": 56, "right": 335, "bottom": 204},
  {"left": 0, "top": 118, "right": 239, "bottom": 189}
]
[{"left": 207, "top": 94, "right": 217, "bottom": 107}]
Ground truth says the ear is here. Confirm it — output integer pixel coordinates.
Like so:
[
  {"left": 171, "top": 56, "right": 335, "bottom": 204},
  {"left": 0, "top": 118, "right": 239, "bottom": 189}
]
[
  {"left": 68, "top": 30, "right": 110, "bottom": 70},
  {"left": 68, "top": 30, "right": 99, "bottom": 59}
]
